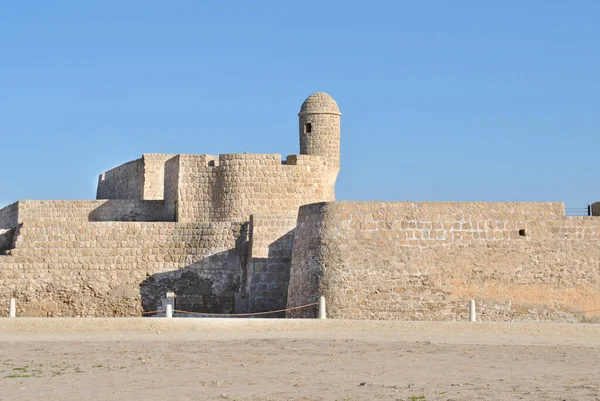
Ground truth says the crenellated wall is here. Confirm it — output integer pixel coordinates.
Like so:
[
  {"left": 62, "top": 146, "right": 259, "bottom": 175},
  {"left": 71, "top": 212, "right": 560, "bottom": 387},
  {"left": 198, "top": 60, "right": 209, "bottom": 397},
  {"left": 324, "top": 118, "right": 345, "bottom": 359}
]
[{"left": 287, "top": 201, "right": 600, "bottom": 322}]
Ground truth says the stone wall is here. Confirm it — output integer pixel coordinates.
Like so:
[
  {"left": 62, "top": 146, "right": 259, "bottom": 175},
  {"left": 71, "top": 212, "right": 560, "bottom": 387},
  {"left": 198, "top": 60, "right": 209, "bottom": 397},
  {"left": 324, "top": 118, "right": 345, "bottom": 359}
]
[
  {"left": 15, "top": 200, "right": 173, "bottom": 223},
  {"left": 142, "top": 154, "right": 176, "bottom": 200},
  {"left": 164, "top": 154, "right": 219, "bottom": 223},
  {"left": 287, "top": 201, "right": 600, "bottom": 322},
  {"left": 96, "top": 154, "right": 176, "bottom": 201},
  {"left": 165, "top": 153, "right": 336, "bottom": 223},
  {"left": 0, "top": 221, "right": 247, "bottom": 317},
  {"left": 0, "top": 202, "right": 18, "bottom": 229},
  {"left": 245, "top": 213, "right": 298, "bottom": 314},
  {"left": 97, "top": 158, "right": 144, "bottom": 200},
  {"left": 298, "top": 92, "right": 341, "bottom": 169}
]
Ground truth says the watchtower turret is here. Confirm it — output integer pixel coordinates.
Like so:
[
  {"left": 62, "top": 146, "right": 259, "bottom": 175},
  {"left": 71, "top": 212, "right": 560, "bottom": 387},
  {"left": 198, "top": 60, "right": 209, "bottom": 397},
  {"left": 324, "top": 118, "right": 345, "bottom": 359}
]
[{"left": 298, "top": 92, "right": 341, "bottom": 169}]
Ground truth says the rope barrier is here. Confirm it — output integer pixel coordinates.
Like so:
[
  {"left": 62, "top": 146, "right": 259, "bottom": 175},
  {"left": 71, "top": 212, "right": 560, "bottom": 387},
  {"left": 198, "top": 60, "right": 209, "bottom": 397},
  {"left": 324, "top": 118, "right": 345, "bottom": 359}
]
[
  {"left": 476, "top": 305, "right": 600, "bottom": 315},
  {"left": 141, "top": 309, "right": 165, "bottom": 316},
  {"left": 339, "top": 304, "right": 600, "bottom": 316},
  {"left": 573, "top": 308, "right": 600, "bottom": 314},
  {"left": 138, "top": 302, "right": 600, "bottom": 318},
  {"left": 339, "top": 305, "right": 459, "bottom": 313},
  {"left": 172, "top": 302, "right": 318, "bottom": 317}
]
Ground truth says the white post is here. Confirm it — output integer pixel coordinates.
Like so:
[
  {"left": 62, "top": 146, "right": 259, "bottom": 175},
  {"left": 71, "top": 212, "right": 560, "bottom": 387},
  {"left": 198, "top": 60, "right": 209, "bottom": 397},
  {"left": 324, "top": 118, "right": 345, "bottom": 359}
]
[
  {"left": 469, "top": 299, "right": 476, "bottom": 322},
  {"left": 318, "top": 296, "right": 326, "bottom": 319},
  {"left": 165, "top": 303, "right": 173, "bottom": 318},
  {"left": 9, "top": 298, "right": 16, "bottom": 318}
]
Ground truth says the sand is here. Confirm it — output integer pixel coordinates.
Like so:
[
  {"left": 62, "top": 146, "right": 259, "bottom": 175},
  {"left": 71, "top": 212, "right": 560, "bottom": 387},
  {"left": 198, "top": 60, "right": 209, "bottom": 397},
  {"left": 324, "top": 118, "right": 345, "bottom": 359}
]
[{"left": 0, "top": 318, "right": 599, "bottom": 400}]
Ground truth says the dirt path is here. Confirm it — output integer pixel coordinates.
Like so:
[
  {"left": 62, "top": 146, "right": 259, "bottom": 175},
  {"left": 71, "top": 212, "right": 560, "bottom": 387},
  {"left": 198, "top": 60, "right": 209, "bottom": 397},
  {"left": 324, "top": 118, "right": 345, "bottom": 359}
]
[{"left": 1, "top": 319, "right": 599, "bottom": 400}]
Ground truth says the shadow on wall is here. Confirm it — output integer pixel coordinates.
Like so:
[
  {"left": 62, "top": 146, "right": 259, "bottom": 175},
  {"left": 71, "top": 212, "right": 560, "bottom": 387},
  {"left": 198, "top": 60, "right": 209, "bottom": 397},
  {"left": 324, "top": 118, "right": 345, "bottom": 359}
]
[
  {"left": 139, "top": 250, "right": 245, "bottom": 316},
  {"left": 247, "top": 230, "right": 296, "bottom": 318},
  {"left": 138, "top": 229, "right": 296, "bottom": 318},
  {"left": 88, "top": 200, "right": 173, "bottom": 222},
  {"left": 0, "top": 227, "right": 17, "bottom": 253}
]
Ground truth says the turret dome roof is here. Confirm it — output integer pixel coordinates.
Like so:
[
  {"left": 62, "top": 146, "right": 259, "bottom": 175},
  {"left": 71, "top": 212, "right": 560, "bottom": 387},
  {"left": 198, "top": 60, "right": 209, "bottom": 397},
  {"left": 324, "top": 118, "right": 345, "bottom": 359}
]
[{"left": 299, "top": 92, "right": 341, "bottom": 116}]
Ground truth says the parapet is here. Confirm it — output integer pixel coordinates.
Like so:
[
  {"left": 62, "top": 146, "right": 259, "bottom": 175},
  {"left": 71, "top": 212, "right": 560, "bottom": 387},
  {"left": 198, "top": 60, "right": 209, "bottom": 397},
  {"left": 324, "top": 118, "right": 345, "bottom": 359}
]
[
  {"left": 217, "top": 154, "right": 282, "bottom": 167},
  {"left": 96, "top": 154, "right": 176, "bottom": 200},
  {"left": 1, "top": 200, "right": 174, "bottom": 224}
]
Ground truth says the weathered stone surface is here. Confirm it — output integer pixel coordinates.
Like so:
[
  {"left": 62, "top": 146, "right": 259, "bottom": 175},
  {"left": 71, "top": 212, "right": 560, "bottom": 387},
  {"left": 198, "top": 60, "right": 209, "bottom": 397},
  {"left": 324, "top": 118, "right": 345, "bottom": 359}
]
[
  {"left": 15, "top": 200, "right": 173, "bottom": 223},
  {"left": 96, "top": 158, "right": 144, "bottom": 200},
  {"left": 246, "top": 213, "right": 298, "bottom": 314},
  {"left": 287, "top": 201, "right": 600, "bottom": 321},
  {"left": 0, "top": 221, "right": 246, "bottom": 316}
]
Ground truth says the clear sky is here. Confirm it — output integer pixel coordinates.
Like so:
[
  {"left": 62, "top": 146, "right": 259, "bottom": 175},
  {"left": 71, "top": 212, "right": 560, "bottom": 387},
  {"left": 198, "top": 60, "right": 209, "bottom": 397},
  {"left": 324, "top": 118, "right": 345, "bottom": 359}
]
[{"left": 1, "top": 2, "right": 599, "bottom": 209}]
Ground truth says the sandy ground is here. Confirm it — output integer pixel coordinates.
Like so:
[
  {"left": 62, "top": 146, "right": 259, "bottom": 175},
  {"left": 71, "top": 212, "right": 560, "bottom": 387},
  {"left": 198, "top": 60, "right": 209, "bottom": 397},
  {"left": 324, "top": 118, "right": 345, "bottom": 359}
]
[{"left": 0, "top": 319, "right": 599, "bottom": 401}]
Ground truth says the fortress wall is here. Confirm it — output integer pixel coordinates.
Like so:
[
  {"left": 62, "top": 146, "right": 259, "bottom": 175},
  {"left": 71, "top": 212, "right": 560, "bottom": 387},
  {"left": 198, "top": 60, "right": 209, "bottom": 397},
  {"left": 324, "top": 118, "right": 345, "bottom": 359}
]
[
  {"left": 0, "top": 221, "right": 247, "bottom": 317},
  {"left": 15, "top": 200, "right": 173, "bottom": 223},
  {"left": 96, "top": 158, "right": 144, "bottom": 200},
  {"left": 167, "top": 153, "right": 337, "bottom": 223},
  {"left": 163, "top": 155, "right": 180, "bottom": 219},
  {"left": 142, "top": 154, "right": 176, "bottom": 200},
  {"left": 287, "top": 201, "right": 600, "bottom": 322},
  {"left": 218, "top": 153, "right": 281, "bottom": 167},
  {"left": 0, "top": 202, "right": 18, "bottom": 229},
  {"left": 168, "top": 154, "right": 219, "bottom": 222},
  {"left": 246, "top": 213, "right": 298, "bottom": 313},
  {"left": 211, "top": 154, "right": 336, "bottom": 222}
]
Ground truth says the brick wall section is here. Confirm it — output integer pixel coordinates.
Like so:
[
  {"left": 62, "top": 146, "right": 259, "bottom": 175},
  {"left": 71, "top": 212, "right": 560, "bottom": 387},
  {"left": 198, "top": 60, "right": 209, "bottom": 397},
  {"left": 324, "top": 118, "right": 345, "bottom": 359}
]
[
  {"left": 15, "top": 200, "right": 173, "bottom": 223},
  {"left": 287, "top": 201, "right": 600, "bottom": 322},
  {"left": 0, "top": 202, "right": 18, "bottom": 229},
  {"left": 142, "top": 154, "right": 176, "bottom": 200},
  {"left": 165, "top": 153, "right": 337, "bottom": 223},
  {"left": 0, "top": 221, "right": 247, "bottom": 317},
  {"left": 96, "top": 154, "right": 176, "bottom": 201},
  {"left": 246, "top": 213, "right": 298, "bottom": 313},
  {"left": 164, "top": 154, "right": 219, "bottom": 222},
  {"left": 163, "top": 155, "right": 180, "bottom": 219},
  {"left": 97, "top": 158, "right": 144, "bottom": 199}
]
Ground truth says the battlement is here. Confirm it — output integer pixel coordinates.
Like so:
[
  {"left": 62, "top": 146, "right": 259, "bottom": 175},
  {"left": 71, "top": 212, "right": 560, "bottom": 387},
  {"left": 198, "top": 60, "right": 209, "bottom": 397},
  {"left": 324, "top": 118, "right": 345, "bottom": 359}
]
[{"left": 217, "top": 153, "right": 281, "bottom": 166}]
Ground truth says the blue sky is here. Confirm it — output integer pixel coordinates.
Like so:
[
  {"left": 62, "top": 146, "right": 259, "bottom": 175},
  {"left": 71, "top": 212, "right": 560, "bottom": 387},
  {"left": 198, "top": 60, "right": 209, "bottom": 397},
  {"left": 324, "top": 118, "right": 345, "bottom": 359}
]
[{"left": 1, "top": 1, "right": 599, "bottom": 209}]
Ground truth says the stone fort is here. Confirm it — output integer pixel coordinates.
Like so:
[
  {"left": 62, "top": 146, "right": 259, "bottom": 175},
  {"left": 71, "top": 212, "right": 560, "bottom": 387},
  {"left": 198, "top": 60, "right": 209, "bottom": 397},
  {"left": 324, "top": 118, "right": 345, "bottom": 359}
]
[{"left": 1, "top": 92, "right": 599, "bottom": 321}]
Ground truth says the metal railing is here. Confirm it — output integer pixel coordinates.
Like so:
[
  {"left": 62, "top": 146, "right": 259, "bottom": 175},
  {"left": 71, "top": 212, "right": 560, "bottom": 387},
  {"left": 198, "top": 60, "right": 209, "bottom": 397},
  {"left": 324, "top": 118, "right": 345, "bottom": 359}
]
[{"left": 565, "top": 205, "right": 592, "bottom": 216}]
